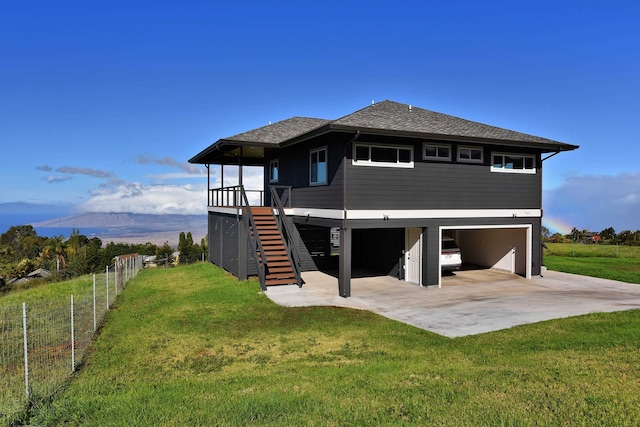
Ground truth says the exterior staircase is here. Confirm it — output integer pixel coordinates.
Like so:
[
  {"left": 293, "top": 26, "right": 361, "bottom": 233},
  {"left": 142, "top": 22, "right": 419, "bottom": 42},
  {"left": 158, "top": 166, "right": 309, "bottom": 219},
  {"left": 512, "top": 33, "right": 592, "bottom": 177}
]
[{"left": 250, "top": 207, "right": 298, "bottom": 286}]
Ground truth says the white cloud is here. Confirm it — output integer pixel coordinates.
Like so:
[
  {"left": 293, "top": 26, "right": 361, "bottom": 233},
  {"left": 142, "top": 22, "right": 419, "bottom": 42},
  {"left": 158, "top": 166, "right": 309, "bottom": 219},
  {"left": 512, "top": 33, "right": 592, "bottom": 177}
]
[
  {"left": 544, "top": 171, "right": 640, "bottom": 232},
  {"left": 77, "top": 182, "right": 208, "bottom": 215},
  {"left": 43, "top": 175, "right": 73, "bottom": 183}
]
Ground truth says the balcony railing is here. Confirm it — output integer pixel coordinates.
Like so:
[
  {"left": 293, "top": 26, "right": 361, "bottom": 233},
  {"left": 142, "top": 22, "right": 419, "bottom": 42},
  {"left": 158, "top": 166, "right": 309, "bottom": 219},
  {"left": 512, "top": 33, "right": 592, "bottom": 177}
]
[{"left": 210, "top": 186, "right": 264, "bottom": 207}]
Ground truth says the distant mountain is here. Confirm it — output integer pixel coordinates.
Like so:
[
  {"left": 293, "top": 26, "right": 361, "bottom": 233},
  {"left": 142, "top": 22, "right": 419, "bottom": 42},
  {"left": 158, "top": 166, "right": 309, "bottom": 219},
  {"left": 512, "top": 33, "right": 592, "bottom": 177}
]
[
  {"left": 30, "top": 212, "right": 207, "bottom": 246},
  {"left": 32, "top": 212, "right": 203, "bottom": 229}
]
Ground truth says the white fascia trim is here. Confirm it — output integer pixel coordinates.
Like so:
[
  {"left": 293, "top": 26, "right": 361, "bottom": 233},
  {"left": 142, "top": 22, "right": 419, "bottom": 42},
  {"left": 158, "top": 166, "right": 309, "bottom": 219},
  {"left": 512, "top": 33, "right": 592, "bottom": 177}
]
[
  {"left": 283, "top": 208, "right": 541, "bottom": 220},
  {"left": 346, "top": 209, "right": 541, "bottom": 220},
  {"left": 287, "top": 208, "right": 345, "bottom": 220},
  {"left": 208, "top": 206, "right": 241, "bottom": 215}
]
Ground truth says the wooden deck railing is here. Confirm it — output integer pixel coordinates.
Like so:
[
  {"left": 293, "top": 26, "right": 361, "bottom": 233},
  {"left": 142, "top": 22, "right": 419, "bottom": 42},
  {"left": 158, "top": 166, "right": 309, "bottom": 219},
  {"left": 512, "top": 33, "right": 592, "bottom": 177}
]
[{"left": 210, "top": 186, "right": 264, "bottom": 207}]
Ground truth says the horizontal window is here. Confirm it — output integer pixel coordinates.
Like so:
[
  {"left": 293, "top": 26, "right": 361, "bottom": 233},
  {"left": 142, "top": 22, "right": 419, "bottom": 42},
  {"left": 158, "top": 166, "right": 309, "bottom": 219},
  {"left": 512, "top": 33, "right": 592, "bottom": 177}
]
[
  {"left": 458, "top": 146, "right": 483, "bottom": 163},
  {"left": 353, "top": 144, "right": 413, "bottom": 168},
  {"left": 491, "top": 153, "right": 536, "bottom": 174},
  {"left": 423, "top": 143, "right": 451, "bottom": 161}
]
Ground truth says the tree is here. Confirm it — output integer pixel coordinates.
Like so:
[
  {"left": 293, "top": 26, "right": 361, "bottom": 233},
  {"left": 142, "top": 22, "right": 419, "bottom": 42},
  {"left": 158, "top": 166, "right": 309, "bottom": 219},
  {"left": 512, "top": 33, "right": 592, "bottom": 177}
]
[
  {"left": 44, "top": 235, "right": 67, "bottom": 271},
  {"left": 600, "top": 227, "right": 616, "bottom": 242},
  {"left": 569, "top": 227, "right": 582, "bottom": 242},
  {"left": 200, "top": 235, "right": 208, "bottom": 261},
  {"left": 541, "top": 225, "right": 551, "bottom": 241},
  {"left": 178, "top": 231, "right": 197, "bottom": 264},
  {"left": 156, "top": 241, "right": 174, "bottom": 265}
]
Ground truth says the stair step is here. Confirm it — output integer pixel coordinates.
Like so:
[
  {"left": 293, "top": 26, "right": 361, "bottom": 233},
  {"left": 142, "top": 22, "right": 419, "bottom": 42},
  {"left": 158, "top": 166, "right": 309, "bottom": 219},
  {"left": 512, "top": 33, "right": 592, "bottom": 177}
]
[
  {"left": 268, "top": 261, "right": 291, "bottom": 267},
  {"left": 266, "top": 272, "right": 296, "bottom": 279},
  {"left": 259, "top": 236, "right": 280, "bottom": 241},
  {"left": 268, "top": 267, "right": 294, "bottom": 274},
  {"left": 251, "top": 207, "right": 273, "bottom": 214},
  {"left": 265, "top": 278, "right": 298, "bottom": 286}
]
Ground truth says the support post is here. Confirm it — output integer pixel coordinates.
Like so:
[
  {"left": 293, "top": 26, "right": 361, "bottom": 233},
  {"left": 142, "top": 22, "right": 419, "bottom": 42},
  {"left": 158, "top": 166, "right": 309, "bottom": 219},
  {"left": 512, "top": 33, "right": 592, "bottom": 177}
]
[{"left": 339, "top": 227, "right": 352, "bottom": 297}]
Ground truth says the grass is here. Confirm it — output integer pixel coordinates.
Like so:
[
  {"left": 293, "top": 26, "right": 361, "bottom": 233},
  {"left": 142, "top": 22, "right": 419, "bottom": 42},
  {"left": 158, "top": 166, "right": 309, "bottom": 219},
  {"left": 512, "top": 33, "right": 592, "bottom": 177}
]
[
  {"left": 21, "top": 263, "right": 640, "bottom": 426},
  {"left": 0, "top": 274, "right": 102, "bottom": 307},
  {"left": 544, "top": 243, "right": 640, "bottom": 284}
]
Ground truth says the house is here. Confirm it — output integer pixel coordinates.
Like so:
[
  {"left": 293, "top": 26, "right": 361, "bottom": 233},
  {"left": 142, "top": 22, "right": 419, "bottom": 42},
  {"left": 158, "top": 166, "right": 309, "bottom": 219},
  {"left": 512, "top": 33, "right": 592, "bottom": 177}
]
[{"left": 189, "top": 100, "right": 578, "bottom": 297}]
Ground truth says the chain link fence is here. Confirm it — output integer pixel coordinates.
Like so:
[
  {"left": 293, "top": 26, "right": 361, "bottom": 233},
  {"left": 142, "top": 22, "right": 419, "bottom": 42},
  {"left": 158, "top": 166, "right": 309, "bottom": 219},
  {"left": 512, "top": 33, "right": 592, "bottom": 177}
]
[{"left": 0, "top": 254, "right": 142, "bottom": 422}]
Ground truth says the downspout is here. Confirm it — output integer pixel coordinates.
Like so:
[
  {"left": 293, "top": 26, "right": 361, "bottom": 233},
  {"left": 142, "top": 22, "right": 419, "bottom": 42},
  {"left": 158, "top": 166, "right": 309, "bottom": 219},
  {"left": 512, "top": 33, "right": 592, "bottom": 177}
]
[
  {"left": 206, "top": 164, "right": 210, "bottom": 207},
  {"left": 538, "top": 151, "right": 559, "bottom": 276}
]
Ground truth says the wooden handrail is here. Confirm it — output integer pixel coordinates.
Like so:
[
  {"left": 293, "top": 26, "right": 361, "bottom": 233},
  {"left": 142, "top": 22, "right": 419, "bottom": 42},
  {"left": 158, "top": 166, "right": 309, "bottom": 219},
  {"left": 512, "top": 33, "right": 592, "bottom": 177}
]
[
  {"left": 270, "top": 186, "right": 302, "bottom": 287},
  {"left": 236, "top": 186, "right": 267, "bottom": 291}
]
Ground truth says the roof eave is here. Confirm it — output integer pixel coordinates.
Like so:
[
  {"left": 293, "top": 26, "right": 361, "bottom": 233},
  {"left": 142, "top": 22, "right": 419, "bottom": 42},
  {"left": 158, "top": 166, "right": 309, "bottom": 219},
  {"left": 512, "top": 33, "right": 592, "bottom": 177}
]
[{"left": 325, "top": 123, "right": 579, "bottom": 152}]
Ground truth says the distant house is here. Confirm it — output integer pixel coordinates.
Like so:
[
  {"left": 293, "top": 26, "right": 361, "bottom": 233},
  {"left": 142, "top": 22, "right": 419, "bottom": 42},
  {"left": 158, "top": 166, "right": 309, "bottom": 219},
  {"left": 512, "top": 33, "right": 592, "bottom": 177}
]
[
  {"left": 189, "top": 100, "right": 578, "bottom": 297},
  {"left": 7, "top": 268, "right": 52, "bottom": 285},
  {"left": 583, "top": 233, "right": 602, "bottom": 243}
]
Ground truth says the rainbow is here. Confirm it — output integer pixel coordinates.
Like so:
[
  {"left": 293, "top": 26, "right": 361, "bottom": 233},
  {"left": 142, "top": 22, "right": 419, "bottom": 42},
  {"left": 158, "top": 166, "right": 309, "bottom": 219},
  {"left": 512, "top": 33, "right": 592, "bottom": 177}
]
[{"left": 543, "top": 215, "right": 574, "bottom": 235}]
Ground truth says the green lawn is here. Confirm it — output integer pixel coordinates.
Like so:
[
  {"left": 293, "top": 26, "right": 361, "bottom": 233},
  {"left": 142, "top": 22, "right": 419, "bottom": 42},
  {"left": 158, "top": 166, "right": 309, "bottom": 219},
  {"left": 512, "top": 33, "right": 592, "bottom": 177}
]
[
  {"left": 22, "top": 263, "right": 640, "bottom": 426},
  {"left": 544, "top": 243, "right": 640, "bottom": 284}
]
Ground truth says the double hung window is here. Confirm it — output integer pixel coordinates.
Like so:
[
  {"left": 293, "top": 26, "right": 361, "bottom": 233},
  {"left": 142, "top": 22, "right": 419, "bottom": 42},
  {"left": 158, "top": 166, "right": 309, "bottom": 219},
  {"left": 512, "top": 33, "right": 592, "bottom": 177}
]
[
  {"left": 269, "top": 159, "right": 279, "bottom": 182},
  {"left": 310, "top": 147, "right": 327, "bottom": 185}
]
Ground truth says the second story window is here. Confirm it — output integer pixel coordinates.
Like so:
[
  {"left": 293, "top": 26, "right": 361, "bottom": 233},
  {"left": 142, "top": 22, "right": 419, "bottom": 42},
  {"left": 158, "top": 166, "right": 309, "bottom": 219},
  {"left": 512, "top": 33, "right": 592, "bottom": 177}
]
[
  {"left": 458, "top": 146, "right": 483, "bottom": 163},
  {"left": 491, "top": 153, "right": 536, "bottom": 174},
  {"left": 423, "top": 143, "right": 451, "bottom": 161},
  {"left": 310, "top": 147, "right": 327, "bottom": 185},
  {"left": 353, "top": 144, "right": 413, "bottom": 168},
  {"left": 269, "top": 159, "right": 279, "bottom": 182}
]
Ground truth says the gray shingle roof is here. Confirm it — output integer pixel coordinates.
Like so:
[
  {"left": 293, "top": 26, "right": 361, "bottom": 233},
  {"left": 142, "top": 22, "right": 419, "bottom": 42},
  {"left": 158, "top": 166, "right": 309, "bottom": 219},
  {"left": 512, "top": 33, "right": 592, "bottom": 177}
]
[
  {"left": 225, "top": 117, "right": 329, "bottom": 145},
  {"left": 331, "top": 100, "right": 568, "bottom": 146},
  {"left": 190, "top": 100, "right": 577, "bottom": 164}
]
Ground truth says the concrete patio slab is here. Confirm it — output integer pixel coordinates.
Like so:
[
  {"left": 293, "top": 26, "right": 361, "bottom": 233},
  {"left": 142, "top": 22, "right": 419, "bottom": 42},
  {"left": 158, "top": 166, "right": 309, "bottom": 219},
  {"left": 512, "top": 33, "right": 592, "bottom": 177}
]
[{"left": 263, "top": 269, "right": 640, "bottom": 337}]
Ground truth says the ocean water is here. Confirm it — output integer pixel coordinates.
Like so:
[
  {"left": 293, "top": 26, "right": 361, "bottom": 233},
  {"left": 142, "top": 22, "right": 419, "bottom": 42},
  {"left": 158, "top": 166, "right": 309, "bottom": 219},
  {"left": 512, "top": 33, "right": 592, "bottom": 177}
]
[{"left": 0, "top": 213, "right": 106, "bottom": 239}]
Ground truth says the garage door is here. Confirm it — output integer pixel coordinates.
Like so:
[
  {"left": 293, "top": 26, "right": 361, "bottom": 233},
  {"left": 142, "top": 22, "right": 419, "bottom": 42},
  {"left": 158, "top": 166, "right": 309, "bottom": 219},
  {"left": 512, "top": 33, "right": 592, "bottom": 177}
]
[{"left": 441, "top": 225, "right": 531, "bottom": 284}]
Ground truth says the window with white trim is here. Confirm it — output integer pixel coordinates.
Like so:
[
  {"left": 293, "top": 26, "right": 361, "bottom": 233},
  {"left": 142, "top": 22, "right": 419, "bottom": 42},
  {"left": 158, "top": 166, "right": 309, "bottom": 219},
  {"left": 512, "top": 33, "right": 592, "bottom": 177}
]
[
  {"left": 352, "top": 144, "right": 413, "bottom": 168},
  {"left": 491, "top": 153, "right": 536, "bottom": 174},
  {"left": 458, "top": 146, "right": 483, "bottom": 163},
  {"left": 310, "top": 147, "right": 327, "bottom": 185},
  {"left": 269, "top": 159, "right": 279, "bottom": 182},
  {"left": 423, "top": 143, "right": 451, "bottom": 161}
]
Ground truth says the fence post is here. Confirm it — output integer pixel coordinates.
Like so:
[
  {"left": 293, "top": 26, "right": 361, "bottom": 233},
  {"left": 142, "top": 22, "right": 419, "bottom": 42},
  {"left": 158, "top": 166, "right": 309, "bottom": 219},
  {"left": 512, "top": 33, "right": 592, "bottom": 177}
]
[
  {"left": 22, "top": 302, "right": 30, "bottom": 400},
  {"left": 71, "top": 295, "right": 75, "bottom": 372},
  {"left": 106, "top": 265, "right": 110, "bottom": 309},
  {"left": 93, "top": 274, "right": 97, "bottom": 331}
]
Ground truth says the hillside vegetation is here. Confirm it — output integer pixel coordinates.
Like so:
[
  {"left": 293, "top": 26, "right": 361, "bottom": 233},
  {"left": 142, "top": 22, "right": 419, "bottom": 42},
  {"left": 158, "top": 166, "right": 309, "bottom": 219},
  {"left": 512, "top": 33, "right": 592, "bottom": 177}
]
[{"left": 26, "top": 263, "right": 640, "bottom": 425}]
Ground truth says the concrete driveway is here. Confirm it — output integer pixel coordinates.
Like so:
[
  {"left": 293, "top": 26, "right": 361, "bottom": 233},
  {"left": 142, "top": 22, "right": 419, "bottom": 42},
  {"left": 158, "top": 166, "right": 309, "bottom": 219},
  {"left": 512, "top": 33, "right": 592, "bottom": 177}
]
[{"left": 264, "top": 269, "right": 640, "bottom": 337}]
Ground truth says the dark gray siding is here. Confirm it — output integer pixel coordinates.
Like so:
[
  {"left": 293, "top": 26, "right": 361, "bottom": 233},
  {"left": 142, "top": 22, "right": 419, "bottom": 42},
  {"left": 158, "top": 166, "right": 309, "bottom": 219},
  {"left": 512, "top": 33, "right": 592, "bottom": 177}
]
[
  {"left": 265, "top": 133, "right": 350, "bottom": 210},
  {"left": 268, "top": 136, "right": 543, "bottom": 211},
  {"left": 346, "top": 143, "right": 542, "bottom": 210}
]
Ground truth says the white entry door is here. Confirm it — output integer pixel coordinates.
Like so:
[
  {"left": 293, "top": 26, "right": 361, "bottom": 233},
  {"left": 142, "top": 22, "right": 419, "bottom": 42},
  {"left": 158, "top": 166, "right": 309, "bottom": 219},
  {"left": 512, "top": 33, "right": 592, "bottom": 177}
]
[{"left": 405, "top": 228, "right": 422, "bottom": 285}]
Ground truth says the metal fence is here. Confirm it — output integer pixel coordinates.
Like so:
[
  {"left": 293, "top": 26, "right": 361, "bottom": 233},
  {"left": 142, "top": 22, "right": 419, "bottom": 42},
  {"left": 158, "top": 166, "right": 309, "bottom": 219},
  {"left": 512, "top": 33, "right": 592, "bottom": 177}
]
[{"left": 0, "top": 254, "right": 143, "bottom": 422}]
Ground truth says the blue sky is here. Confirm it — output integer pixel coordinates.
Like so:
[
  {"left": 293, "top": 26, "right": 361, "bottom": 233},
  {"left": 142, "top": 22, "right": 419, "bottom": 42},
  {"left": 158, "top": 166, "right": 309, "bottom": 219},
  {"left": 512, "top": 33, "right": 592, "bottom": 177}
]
[{"left": 1, "top": 1, "right": 639, "bottom": 234}]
